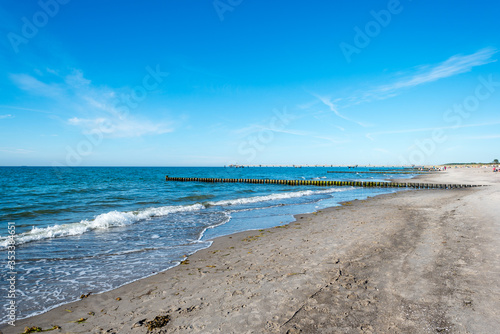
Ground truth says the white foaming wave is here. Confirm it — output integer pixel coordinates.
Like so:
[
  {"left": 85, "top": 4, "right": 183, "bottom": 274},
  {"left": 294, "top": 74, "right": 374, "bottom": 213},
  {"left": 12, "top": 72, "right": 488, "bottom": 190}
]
[
  {"left": 207, "top": 188, "right": 349, "bottom": 207},
  {"left": 198, "top": 211, "right": 231, "bottom": 241},
  {"left": 0, "top": 203, "right": 205, "bottom": 249}
]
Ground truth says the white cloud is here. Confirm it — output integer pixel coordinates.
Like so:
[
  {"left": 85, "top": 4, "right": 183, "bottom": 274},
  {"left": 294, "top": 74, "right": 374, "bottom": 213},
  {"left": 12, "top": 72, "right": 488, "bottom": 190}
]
[
  {"left": 0, "top": 106, "right": 53, "bottom": 114},
  {"left": 10, "top": 68, "right": 174, "bottom": 138},
  {"left": 0, "top": 147, "right": 34, "bottom": 154},
  {"left": 10, "top": 73, "right": 64, "bottom": 98},
  {"left": 313, "top": 135, "right": 349, "bottom": 144},
  {"left": 366, "top": 121, "right": 500, "bottom": 140},
  {"left": 64, "top": 70, "right": 91, "bottom": 88},
  {"left": 0, "top": 114, "right": 14, "bottom": 119},
  {"left": 68, "top": 116, "right": 172, "bottom": 138},
  {"left": 311, "top": 93, "right": 371, "bottom": 127},
  {"left": 461, "top": 134, "right": 500, "bottom": 140},
  {"left": 304, "top": 48, "right": 498, "bottom": 118},
  {"left": 373, "top": 148, "right": 391, "bottom": 155},
  {"left": 355, "top": 47, "right": 497, "bottom": 103},
  {"left": 258, "top": 126, "right": 310, "bottom": 137}
]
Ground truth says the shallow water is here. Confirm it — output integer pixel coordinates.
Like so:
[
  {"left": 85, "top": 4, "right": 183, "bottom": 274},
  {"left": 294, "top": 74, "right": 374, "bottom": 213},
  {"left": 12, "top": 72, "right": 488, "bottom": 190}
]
[{"left": 0, "top": 166, "right": 414, "bottom": 323}]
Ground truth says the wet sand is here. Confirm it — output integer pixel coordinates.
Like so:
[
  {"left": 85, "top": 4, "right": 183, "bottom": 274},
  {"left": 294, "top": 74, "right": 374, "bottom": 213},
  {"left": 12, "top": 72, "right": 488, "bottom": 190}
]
[{"left": 3, "top": 168, "right": 500, "bottom": 333}]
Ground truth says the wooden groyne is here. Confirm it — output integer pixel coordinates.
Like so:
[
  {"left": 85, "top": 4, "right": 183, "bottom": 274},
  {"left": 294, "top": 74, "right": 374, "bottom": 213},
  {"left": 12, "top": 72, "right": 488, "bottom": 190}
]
[
  {"left": 327, "top": 171, "right": 432, "bottom": 175},
  {"left": 165, "top": 176, "right": 482, "bottom": 189}
]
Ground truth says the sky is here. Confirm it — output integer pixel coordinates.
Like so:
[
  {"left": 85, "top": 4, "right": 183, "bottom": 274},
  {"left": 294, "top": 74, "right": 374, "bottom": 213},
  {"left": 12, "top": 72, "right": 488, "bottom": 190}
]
[{"left": 0, "top": 0, "right": 499, "bottom": 166}]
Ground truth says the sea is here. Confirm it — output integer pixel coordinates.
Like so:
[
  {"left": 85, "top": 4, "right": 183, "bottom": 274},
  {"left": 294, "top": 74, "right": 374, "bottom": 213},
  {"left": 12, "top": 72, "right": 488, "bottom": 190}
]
[{"left": 0, "top": 166, "right": 417, "bottom": 324}]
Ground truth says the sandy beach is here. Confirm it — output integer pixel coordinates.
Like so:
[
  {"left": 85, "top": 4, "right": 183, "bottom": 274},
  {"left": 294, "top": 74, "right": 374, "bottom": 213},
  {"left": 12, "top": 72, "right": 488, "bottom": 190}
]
[{"left": 4, "top": 168, "right": 500, "bottom": 334}]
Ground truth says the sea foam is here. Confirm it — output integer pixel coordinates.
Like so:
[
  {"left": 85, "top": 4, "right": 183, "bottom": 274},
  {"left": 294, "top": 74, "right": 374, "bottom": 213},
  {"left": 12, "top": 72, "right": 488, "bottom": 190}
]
[
  {"left": 0, "top": 203, "right": 205, "bottom": 248},
  {"left": 0, "top": 187, "right": 350, "bottom": 248},
  {"left": 207, "top": 187, "right": 349, "bottom": 207}
]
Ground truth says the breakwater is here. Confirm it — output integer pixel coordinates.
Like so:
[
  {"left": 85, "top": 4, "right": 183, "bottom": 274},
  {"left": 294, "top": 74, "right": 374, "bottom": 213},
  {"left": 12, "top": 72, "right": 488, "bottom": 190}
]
[
  {"left": 327, "top": 171, "right": 432, "bottom": 174},
  {"left": 165, "top": 176, "right": 481, "bottom": 189}
]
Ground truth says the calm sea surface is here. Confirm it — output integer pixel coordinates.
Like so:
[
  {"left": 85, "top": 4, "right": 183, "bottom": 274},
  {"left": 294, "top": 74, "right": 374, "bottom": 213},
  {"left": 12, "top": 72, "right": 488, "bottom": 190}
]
[{"left": 0, "top": 166, "right": 415, "bottom": 323}]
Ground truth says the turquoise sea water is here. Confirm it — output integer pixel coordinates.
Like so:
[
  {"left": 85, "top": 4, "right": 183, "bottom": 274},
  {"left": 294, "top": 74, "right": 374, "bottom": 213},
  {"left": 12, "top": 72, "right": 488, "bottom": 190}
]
[{"left": 0, "top": 166, "right": 415, "bottom": 323}]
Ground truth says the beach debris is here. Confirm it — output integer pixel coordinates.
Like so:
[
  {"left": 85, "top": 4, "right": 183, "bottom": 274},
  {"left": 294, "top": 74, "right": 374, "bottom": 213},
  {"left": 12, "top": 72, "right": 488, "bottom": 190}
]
[
  {"left": 88, "top": 311, "right": 95, "bottom": 316},
  {"left": 80, "top": 292, "right": 92, "bottom": 299},
  {"left": 132, "top": 319, "right": 147, "bottom": 328},
  {"left": 45, "top": 325, "right": 62, "bottom": 331},
  {"left": 116, "top": 297, "right": 122, "bottom": 301},
  {"left": 145, "top": 315, "right": 171, "bottom": 331},
  {"left": 242, "top": 233, "right": 264, "bottom": 242},
  {"left": 20, "top": 325, "right": 61, "bottom": 333},
  {"left": 180, "top": 259, "right": 190, "bottom": 265},
  {"left": 64, "top": 309, "right": 72, "bottom": 313},
  {"left": 286, "top": 326, "right": 302, "bottom": 334},
  {"left": 206, "top": 265, "right": 216, "bottom": 268},
  {"left": 74, "top": 318, "right": 87, "bottom": 323}
]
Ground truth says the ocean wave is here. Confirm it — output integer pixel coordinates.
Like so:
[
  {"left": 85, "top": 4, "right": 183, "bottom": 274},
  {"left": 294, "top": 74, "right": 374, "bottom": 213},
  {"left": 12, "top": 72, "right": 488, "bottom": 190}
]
[
  {"left": 177, "top": 194, "right": 216, "bottom": 202},
  {"left": 207, "top": 188, "right": 348, "bottom": 207},
  {"left": 0, "top": 203, "right": 205, "bottom": 249},
  {"left": 1, "top": 187, "right": 351, "bottom": 249}
]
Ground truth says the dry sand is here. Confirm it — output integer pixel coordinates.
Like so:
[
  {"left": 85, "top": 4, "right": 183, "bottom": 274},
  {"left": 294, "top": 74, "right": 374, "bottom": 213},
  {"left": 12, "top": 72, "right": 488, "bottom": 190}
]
[{"left": 3, "top": 168, "right": 500, "bottom": 333}]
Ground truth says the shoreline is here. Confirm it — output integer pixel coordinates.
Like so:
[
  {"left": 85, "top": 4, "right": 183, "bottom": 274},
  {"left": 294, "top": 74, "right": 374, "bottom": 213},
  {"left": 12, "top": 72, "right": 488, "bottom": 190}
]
[
  {"left": 2, "top": 184, "right": 400, "bottom": 326},
  {"left": 1, "top": 190, "right": 397, "bottom": 327},
  {"left": 4, "top": 168, "right": 499, "bottom": 333}
]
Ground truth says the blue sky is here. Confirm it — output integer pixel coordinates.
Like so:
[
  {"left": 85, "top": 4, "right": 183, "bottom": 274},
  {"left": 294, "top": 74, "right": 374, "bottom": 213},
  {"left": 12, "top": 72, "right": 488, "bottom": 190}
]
[{"left": 1, "top": 0, "right": 499, "bottom": 166}]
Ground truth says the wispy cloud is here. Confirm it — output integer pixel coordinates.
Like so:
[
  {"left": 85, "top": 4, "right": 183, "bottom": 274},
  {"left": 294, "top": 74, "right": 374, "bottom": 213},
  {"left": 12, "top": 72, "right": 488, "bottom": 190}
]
[
  {"left": 232, "top": 123, "right": 306, "bottom": 137},
  {"left": 296, "top": 99, "right": 320, "bottom": 110},
  {"left": 0, "top": 147, "right": 34, "bottom": 154},
  {"left": 313, "top": 135, "right": 350, "bottom": 144},
  {"left": 0, "top": 114, "right": 14, "bottom": 120},
  {"left": 303, "top": 48, "right": 498, "bottom": 118},
  {"left": 313, "top": 94, "right": 349, "bottom": 121},
  {"left": 232, "top": 122, "right": 348, "bottom": 145},
  {"left": 68, "top": 117, "right": 172, "bottom": 138},
  {"left": 10, "top": 73, "right": 64, "bottom": 98},
  {"left": 355, "top": 47, "right": 497, "bottom": 104},
  {"left": 10, "top": 69, "right": 174, "bottom": 138},
  {"left": 366, "top": 121, "right": 500, "bottom": 140},
  {"left": 0, "top": 105, "right": 53, "bottom": 114},
  {"left": 461, "top": 134, "right": 500, "bottom": 140},
  {"left": 258, "top": 126, "right": 310, "bottom": 137},
  {"left": 310, "top": 93, "right": 371, "bottom": 127},
  {"left": 373, "top": 148, "right": 392, "bottom": 154}
]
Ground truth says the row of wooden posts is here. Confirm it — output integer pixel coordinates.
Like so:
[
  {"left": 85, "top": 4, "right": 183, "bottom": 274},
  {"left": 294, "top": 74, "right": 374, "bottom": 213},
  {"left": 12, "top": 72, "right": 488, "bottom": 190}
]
[
  {"left": 165, "top": 176, "right": 481, "bottom": 189},
  {"left": 326, "top": 171, "right": 431, "bottom": 174}
]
